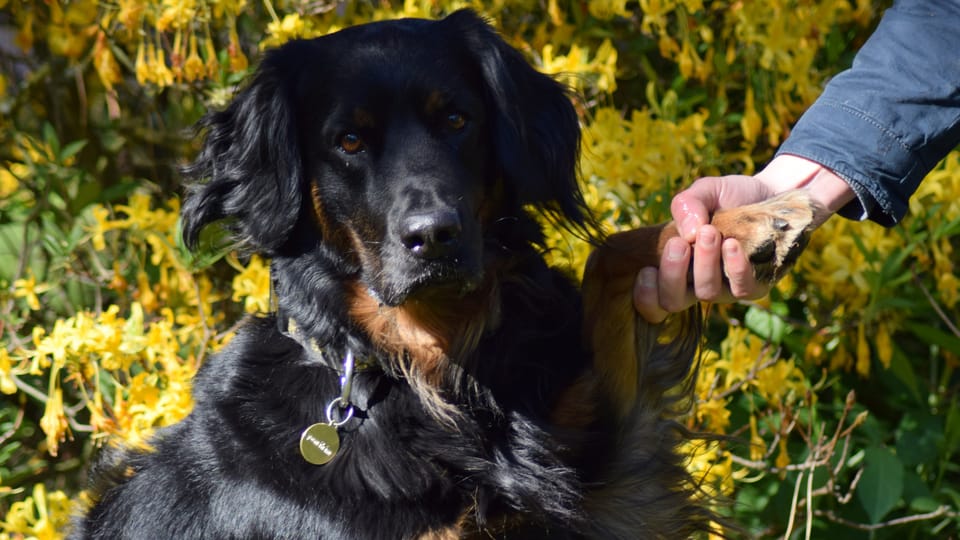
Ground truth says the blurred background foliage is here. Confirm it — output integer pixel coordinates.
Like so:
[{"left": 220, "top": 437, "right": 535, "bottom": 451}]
[{"left": 2, "top": 0, "right": 959, "bottom": 538}]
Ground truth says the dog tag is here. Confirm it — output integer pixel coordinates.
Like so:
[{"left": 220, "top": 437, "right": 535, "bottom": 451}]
[{"left": 300, "top": 423, "right": 340, "bottom": 465}]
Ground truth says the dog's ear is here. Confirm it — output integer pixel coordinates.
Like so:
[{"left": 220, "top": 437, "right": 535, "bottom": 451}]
[
  {"left": 447, "top": 10, "right": 592, "bottom": 232},
  {"left": 180, "top": 42, "right": 310, "bottom": 255}
]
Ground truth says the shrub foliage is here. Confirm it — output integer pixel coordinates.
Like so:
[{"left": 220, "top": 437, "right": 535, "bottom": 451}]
[{"left": 3, "top": 0, "right": 959, "bottom": 538}]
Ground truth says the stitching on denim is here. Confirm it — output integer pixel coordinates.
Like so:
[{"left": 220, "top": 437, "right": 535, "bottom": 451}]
[{"left": 817, "top": 97, "right": 912, "bottom": 152}]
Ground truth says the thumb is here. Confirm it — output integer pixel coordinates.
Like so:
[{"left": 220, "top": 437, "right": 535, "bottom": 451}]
[{"left": 670, "top": 177, "right": 724, "bottom": 242}]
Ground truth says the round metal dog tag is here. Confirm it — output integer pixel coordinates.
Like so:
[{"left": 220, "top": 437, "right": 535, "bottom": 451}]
[{"left": 300, "top": 423, "right": 340, "bottom": 465}]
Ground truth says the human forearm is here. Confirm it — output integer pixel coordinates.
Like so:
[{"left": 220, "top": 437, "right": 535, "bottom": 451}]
[{"left": 754, "top": 155, "right": 856, "bottom": 227}]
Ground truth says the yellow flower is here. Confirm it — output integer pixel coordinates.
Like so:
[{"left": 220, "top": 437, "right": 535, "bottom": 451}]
[
  {"left": 135, "top": 40, "right": 150, "bottom": 85},
  {"left": 40, "top": 385, "right": 69, "bottom": 457},
  {"left": 775, "top": 437, "right": 790, "bottom": 469},
  {"left": 94, "top": 32, "right": 122, "bottom": 91},
  {"left": 90, "top": 205, "right": 112, "bottom": 250},
  {"left": 695, "top": 397, "right": 731, "bottom": 433},
  {"left": 203, "top": 33, "right": 221, "bottom": 80},
  {"left": 682, "top": 440, "right": 734, "bottom": 498},
  {"left": 855, "top": 322, "right": 871, "bottom": 377},
  {"left": 184, "top": 33, "right": 205, "bottom": 82},
  {"left": 262, "top": 13, "right": 316, "bottom": 49},
  {"left": 876, "top": 322, "right": 893, "bottom": 369},
  {"left": 228, "top": 23, "right": 248, "bottom": 72},
  {"left": 150, "top": 42, "right": 175, "bottom": 87},
  {"left": 740, "top": 87, "right": 762, "bottom": 145},
  {"left": 65, "top": 0, "right": 98, "bottom": 26},
  {"left": 749, "top": 415, "right": 765, "bottom": 461},
  {"left": 120, "top": 302, "right": 148, "bottom": 356},
  {"left": 231, "top": 255, "right": 271, "bottom": 314},
  {"left": 13, "top": 275, "right": 51, "bottom": 311},
  {"left": 588, "top": 0, "right": 630, "bottom": 20},
  {"left": 157, "top": 0, "right": 197, "bottom": 32},
  {"left": 46, "top": 22, "right": 88, "bottom": 59},
  {"left": 939, "top": 272, "right": 959, "bottom": 309},
  {"left": 539, "top": 40, "right": 618, "bottom": 94},
  {"left": 0, "top": 167, "right": 19, "bottom": 198},
  {"left": 753, "top": 358, "right": 806, "bottom": 402},
  {"left": 1, "top": 484, "right": 72, "bottom": 539},
  {"left": 118, "top": 0, "right": 145, "bottom": 30},
  {"left": 212, "top": 0, "right": 247, "bottom": 18},
  {"left": 136, "top": 270, "right": 159, "bottom": 313},
  {"left": 1, "top": 347, "right": 18, "bottom": 395}
]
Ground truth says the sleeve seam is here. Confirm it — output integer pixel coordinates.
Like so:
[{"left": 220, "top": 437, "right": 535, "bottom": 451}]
[{"left": 815, "top": 97, "right": 913, "bottom": 154}]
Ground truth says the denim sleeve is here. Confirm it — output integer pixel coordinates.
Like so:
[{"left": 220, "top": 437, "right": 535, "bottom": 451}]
[{"left": 776, "top": 0, "right": 960, "bottom": 226}]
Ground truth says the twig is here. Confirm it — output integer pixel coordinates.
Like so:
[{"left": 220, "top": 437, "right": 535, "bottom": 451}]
[
  {"left": 712, "top": 355, "right": 781, "bottom": 401},
  {"left": 0, "top": 404, "right": 25, "bottom": 445},
  {"left": 814, "top": 505, "right": 958, "bottom": 531},
  {"left": 12, "top": 374, "right": 49, "bottom": 403},
  {"left": 913, "top": 271, "right": 960, "bottom": 338},
  {"left": 783, "top": 468, "right": 805, "bottom": 540}
]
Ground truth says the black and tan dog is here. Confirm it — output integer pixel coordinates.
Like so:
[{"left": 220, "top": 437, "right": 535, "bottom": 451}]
[{"left": 72, "top": 10, "right": 815, "bottom": 539}]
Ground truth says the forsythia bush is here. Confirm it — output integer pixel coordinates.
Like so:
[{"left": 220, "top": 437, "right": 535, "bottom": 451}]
[{"left": 2, "top": 0, "right": 958, "bottom": 537}]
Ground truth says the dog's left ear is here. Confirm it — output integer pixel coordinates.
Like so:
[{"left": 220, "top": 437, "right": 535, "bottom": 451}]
[
  {"left": 447, "top": 10, "right": 592, "bottom": 231},
  {"left": 180, "top": 42, "right": 311, "bottom": 255}
]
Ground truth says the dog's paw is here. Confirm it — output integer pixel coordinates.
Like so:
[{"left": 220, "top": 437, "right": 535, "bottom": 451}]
[{"left": 709, "top": 190, "right": 820, "bottom": 284}]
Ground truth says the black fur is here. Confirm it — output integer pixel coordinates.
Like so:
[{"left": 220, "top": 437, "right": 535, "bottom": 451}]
[{"left": 72, "top": 10, "right": 709, "bottom": 539}]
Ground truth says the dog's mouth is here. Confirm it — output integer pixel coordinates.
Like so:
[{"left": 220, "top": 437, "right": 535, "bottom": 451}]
[{"left": 373, "top": 262, "right": 485, "bottom": 307}]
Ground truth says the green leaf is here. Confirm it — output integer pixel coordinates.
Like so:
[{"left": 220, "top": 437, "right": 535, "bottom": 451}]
[
  {"left": 909, "top": 496, "right": 941, "bottom": 513},
  {"left": 904, "top": 321, "right": 960, "bottom": 356},
  {"left": 945, "top": 399, "right": 960, "bottom": 456},
  {"left": 857, "top": 445, "right": 904, "bottom": 523},
  {"left": 744, "top": 305, "right": 786, "bottom": 343},
  {"left": 896, "top": 412, "right": 944, "bottom": 466},
  {"left": 42, "top": 122, "right": 60, "bottom": 157},
  {"left": 174, "top": 216, "right": 234, "bottom": 271},
  {"left": 886, "top": 345, "right": 922, "bottom": 404},
  {"left": 58, "top": 139, "right": 88, "bottom": 163}
]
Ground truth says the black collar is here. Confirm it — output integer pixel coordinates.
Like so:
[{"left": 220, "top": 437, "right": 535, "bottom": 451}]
[{"left": 276, "top": 310, "right": 380, "bottom": 375}]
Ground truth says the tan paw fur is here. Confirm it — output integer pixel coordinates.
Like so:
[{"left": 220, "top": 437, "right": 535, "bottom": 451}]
[{"left": 709, "top": 190, "right": 820, "bottom": 284}]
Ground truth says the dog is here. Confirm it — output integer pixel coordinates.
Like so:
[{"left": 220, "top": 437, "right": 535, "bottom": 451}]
[{"left": 71, "top": 10, "right": 815, "bottom": 539}]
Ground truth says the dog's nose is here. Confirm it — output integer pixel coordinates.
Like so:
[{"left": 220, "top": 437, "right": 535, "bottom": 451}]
[{"left": 400, "top": 210, "right": 462, "bottom": 259}]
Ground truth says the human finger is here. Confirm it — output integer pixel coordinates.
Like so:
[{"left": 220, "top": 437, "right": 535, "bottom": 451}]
[
  {"left": 721, "top": 238, "right": 767, "bottom": 299},
  {"left": 634, "top": 267, "right": 669, "bottom": 324},
  {"left": 691, "top": 225, "right": 726, "bottom": 301},
  {"left": 658, "top": 237, "right": 697, "bottom": 312},
  {"left": 670, "top": 179, "right": 720, "bottom": 242}
]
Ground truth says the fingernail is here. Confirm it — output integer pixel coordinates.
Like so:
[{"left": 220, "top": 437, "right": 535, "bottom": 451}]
[
  {"left": 722, "top": 239, "right": 739, "bottom": 258},
  {"left": 666, "top": 239, "right": 687, "bottom": 261},
  {"left": 638, "top": 267, "right": 657, "bottom": 288},
  {"left": 698, "top": 227, "right": 717, "bottom": 248}
]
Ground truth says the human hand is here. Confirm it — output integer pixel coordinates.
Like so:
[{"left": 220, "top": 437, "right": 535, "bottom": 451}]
[{"left": 634, "top": 155, "right": 854, "bottom": 323}]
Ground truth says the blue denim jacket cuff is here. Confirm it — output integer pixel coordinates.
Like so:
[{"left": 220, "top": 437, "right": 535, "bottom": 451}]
[{"left": 775, "top": 98, "right": 920, "bottom": 227}]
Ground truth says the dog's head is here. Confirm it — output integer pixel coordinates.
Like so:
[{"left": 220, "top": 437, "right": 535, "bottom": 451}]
[{"left": 181, "top": 10, "right": 590, "bottom": 308}]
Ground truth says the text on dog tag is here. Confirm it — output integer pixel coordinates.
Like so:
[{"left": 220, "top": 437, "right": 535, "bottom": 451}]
[{"left": 300, "top": 423, "right": 340, "bottom": 465}]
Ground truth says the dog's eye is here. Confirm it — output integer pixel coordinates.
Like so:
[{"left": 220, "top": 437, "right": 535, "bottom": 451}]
[
  {"left": 338, "top": 133, "right": 365, "bottom": 154},
  {"left": 446, "top": 113, "right": 467, "bottom": 131}
]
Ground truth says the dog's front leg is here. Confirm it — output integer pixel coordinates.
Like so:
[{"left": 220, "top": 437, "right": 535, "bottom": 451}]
[{"left": 581, "top": 190, "right": 819, "bottom": 416}]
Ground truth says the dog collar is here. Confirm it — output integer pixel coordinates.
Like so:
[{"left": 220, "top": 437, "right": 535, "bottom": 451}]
[
  {"left": 277, "top": 312, "right": 379, "bottom": 374},
  {"left": 276, "top": 311, "right": 379, "bottom": 465}
]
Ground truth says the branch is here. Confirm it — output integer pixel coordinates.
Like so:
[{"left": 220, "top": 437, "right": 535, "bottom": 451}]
[
  {"left": 913, "top": 270, "right": 960, "bottom": 338},
  {"left": 814, "top": 506, "right": 958, "bottom": 531}
]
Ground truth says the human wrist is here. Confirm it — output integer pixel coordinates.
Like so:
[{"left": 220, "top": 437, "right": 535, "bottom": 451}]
[{"left": 754, "top": 154, "right": 856, "bottom": 225}]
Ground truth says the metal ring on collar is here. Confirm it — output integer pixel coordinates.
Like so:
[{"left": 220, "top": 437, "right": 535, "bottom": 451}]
[{"left": 325, "top": 397, "right": 355, "bottom": 428}]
